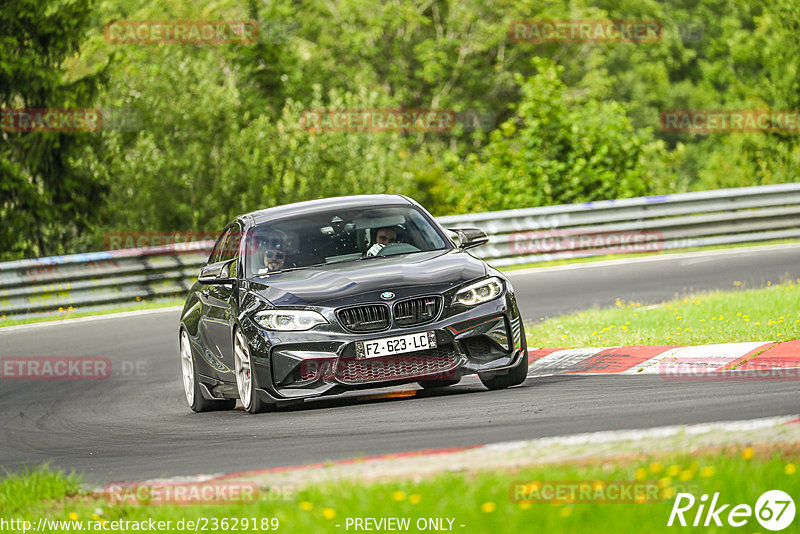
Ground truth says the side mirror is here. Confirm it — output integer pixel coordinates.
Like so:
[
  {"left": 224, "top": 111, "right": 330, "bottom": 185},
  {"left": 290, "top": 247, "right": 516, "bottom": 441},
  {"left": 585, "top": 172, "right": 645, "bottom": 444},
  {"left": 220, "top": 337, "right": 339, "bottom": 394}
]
[
  {"left": 449, "top": 227, "right": 489, "bottom": 249},
  {"left": 198, "top": 259, "right": 236, "bottom": 284}
]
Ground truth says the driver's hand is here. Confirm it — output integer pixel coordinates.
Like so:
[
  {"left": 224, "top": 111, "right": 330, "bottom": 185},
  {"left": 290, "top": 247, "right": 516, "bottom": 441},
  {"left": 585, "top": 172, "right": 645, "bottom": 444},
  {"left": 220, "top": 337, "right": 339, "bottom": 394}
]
[{"left": 366, "top": 243, "right": 385, "bottom": 257}]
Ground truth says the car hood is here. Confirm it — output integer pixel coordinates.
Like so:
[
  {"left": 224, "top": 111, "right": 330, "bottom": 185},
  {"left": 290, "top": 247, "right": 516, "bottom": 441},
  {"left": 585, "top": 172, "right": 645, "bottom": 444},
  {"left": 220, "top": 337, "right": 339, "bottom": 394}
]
[{"left": 247, "top": 249, "right": 487, "bottom": 307}]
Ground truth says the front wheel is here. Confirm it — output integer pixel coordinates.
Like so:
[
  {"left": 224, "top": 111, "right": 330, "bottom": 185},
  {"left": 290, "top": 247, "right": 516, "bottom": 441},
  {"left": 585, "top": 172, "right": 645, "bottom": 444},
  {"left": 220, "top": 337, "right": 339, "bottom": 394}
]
[
  {"left": 478, "top": 322, "right": 529, "bottom": 390},
  {"left": 478, "top": 350, "right": 528, "bottom": 390},
  {"left": 234, "top": 328, "right": 271, "bottom": 414},
  {"left": 180, "top": 330, "right": 236, "bottom": 412}
]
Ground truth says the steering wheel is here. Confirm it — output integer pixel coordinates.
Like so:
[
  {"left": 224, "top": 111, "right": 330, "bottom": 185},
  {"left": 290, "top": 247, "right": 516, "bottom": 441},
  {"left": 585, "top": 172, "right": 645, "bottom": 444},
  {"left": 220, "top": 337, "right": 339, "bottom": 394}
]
[{"left": 375, "top": 242, "right": 421, "bottom": 256}]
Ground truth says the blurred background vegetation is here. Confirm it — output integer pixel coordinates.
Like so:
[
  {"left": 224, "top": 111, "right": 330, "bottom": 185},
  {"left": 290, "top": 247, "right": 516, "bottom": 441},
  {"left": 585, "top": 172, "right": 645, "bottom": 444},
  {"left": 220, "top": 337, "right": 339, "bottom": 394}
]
[{"left": 1, "top": 0, "right": 799, "bottom": 260}]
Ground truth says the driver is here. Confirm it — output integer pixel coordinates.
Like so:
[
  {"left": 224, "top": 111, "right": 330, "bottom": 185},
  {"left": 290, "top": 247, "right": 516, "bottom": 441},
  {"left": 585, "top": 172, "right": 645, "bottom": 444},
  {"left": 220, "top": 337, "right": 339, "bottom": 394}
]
[{"left": 366, "top": 227, "right": 398, "bottom": 257}]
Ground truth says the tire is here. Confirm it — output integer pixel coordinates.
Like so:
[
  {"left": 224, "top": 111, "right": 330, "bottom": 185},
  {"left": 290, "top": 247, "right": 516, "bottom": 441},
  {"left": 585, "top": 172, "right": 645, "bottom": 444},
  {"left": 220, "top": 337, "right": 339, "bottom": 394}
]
[
  {"left": 180, "top": 330, "right": 236, "bottom": 412},
  {"left": 418, "top": 378, "right": 460, "bottom": 389},
  {"left": 478, "top": 323, "right": 529, "bottom": 390},
  {"left": 479, "top": 350, "right": 528, "bottom": 390},
  {"left": 234, "top": 328, "right": 271, "bottom": 414}
]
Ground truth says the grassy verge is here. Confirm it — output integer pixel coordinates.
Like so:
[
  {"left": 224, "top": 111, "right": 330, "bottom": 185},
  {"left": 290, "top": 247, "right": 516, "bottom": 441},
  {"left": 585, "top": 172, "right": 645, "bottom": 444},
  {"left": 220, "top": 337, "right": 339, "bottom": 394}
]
[
  {"left": 526, "top": 281, "right": 800, "bottom": 348},
  {"left": 0, "top": 299, "right": 183, "bottom": 328},
  {"left": 3, "top": 447, "right": 797, "bottom": 533},
  {"left": 497, "top": 239, "right": 800, "bottom": 272}
]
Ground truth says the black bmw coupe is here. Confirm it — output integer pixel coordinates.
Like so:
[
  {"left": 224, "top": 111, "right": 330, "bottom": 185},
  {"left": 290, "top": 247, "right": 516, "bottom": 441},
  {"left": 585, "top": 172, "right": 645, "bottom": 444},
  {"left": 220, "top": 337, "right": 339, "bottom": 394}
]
[{"left": 179, "top": 195, "right": 527, "bottom": 413}]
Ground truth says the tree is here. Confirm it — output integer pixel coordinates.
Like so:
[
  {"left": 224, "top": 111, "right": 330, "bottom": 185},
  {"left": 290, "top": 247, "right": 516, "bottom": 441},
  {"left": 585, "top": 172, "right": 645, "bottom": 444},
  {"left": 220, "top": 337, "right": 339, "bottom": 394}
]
[
  {"left": 449, "top": 58, "right": 656, "bottom": 212},
  {"left": 0, "top": 0, "right": 106, "bottom": 260}
]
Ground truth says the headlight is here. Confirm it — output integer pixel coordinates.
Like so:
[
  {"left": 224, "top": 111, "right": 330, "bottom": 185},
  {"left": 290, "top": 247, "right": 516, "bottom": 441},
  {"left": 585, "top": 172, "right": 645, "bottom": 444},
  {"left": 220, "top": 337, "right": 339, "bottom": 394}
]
[
  {"left": 253, "top": 310, "right": 328, "bottom": 331},
  {"left": 453, "top": 276, "right": 504, "bottom": 306}
]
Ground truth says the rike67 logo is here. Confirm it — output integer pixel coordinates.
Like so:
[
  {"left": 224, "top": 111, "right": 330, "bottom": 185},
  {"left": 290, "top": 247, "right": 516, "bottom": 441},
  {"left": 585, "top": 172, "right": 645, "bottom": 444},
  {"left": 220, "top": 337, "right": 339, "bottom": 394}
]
[{"left": 668, "top": 490, "right": 795, "bottom": 531}]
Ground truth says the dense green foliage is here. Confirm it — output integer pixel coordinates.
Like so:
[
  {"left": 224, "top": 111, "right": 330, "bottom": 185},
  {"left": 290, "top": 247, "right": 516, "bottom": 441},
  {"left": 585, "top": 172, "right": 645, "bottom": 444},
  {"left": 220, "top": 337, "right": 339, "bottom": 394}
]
[
  {"left": 0, "top": 0, "right": 106, "bottom": 257},
  {"left": 1, "top": 0, "right": 799, "bottom": 259}
]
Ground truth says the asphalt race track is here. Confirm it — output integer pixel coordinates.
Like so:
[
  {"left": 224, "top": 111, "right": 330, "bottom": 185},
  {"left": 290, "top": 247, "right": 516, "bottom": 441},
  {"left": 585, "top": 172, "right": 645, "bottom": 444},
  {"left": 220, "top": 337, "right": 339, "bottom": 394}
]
[{"left": 1, "top": 245, "right": 798, "bottom": 484}]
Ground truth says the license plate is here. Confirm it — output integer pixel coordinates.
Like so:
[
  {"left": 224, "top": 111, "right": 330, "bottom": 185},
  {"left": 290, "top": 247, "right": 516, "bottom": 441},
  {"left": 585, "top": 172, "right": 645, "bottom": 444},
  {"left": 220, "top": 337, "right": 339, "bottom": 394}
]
[{"left": 356, "top": 331, "right": 437, "bottom": 359}]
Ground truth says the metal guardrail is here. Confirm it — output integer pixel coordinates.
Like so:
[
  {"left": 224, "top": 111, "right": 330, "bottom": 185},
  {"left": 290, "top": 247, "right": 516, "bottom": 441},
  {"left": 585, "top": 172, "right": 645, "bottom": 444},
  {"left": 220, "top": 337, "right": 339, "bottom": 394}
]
[
  {"left": 2, "top": 183, "right": 799, "bottom": 320},
  {"left": 438, "top": 182, "right": 800, "bottom": 266},
  {"left": 0, "top": 242, "right": 213, "bottom": 319}
]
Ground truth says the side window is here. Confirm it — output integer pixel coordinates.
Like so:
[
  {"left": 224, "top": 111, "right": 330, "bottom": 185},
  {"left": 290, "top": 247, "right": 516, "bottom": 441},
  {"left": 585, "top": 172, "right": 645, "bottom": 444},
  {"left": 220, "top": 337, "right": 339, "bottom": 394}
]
[
  {"left": 220, "top": 227, "right": 242, "bottom": 262},
  {"left": 208, "top": 228, "right": 230, "bottom": 265}
]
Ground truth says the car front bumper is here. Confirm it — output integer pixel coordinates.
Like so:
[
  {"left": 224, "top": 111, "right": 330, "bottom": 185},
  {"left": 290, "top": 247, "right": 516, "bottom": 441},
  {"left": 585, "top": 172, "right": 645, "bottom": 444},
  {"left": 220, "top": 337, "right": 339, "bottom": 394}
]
[{"left": 240, "top": 291, "right": 525, "bottom": 402}]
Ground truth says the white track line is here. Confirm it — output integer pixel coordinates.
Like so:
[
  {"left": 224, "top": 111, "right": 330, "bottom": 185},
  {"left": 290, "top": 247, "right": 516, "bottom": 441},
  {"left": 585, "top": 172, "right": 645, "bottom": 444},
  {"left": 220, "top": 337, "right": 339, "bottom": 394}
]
[
  {"left": 527, "top": 348, "right": 607, "bottom": 377},
  {"left": 0, "top": 306, "right": 182, "bottom": 333},
  {"left": 484, "top": 414, "right": 799, "bottom": 451}
]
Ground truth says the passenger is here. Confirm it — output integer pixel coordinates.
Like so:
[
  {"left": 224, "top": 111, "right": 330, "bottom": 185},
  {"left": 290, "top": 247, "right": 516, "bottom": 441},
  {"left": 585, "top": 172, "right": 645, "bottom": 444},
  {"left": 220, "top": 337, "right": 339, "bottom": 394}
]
[
  {"left": 263, "top": 246, "right": 286, "bottom": 272},
  {"left": 254, "top": 231, "right": 289, "bottom": 274},
  {"left": 366, "top": 227, "right": 398, "bottom": 256}
]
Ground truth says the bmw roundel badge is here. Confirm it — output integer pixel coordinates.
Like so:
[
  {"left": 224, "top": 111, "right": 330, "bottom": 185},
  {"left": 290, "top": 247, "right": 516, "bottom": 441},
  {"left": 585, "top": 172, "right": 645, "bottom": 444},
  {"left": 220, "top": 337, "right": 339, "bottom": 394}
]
[{"left": 380, "top": 291, "right": 395, "bottom": 300}]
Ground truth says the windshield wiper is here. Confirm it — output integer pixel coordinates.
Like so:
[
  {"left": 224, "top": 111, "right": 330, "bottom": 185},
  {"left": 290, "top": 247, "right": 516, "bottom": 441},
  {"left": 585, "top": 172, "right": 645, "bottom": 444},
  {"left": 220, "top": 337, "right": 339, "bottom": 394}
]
[{"left": 254, "top": 262, "right": 328, "bottom": 276}]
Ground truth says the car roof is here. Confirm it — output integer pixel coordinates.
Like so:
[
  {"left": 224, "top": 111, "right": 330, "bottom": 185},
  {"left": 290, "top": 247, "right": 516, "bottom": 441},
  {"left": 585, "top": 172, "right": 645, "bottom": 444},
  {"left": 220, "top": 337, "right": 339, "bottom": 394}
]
[{"left": 241, "top": 194, "right": 414, "bottom": 226}]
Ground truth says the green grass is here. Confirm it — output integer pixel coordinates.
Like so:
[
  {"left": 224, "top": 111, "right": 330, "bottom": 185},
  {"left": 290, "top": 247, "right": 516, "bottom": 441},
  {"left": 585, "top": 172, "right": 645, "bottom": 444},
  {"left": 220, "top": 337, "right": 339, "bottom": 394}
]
[
  {"left": 527, "top": 281, "right": 800, "bottom": 348},
  {"left": 0, "top": 298, "right": 183, "bottom": 328},
  {"left": 497, "top": 238, "right": 800, "bottom": 272},
  {"left": 3, "top": 447, "right": 798, "bottom": 533},
  {"left": 0, "top": 465, "right": 81, "bottom": 513}
]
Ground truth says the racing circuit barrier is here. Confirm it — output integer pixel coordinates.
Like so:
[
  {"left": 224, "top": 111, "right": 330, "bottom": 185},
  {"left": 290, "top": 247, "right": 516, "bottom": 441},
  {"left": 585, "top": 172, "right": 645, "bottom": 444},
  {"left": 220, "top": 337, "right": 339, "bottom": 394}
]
[
  {"left": 438, "top": 182, "right": 800, "bottom": 266},
  {"left": 1, "top": 183, "right": 800, "bottom": 320}
]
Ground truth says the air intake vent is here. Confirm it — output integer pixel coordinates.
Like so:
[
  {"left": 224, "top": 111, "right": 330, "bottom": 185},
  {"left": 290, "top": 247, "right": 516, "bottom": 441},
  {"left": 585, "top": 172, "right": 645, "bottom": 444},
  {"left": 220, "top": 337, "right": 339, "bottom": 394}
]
[
  {"left": 337, "top": 304, "right": 390, "bottom": 332},
  {"left": 393, "top": 296, "right": 442, "bottom": 326},
  {"left": 334, "top": 346, "right": 458, "bottom": 384},
  {"left": 463, "top": 337, "right": 493, "bottom": 357}
]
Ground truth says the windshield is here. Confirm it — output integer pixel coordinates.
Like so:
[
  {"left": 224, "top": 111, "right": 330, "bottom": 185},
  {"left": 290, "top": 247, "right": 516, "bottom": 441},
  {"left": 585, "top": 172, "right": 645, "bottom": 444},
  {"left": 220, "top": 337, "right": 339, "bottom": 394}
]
[{"left": 245, "top": 205, "right": 450, "bottom": 276}]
